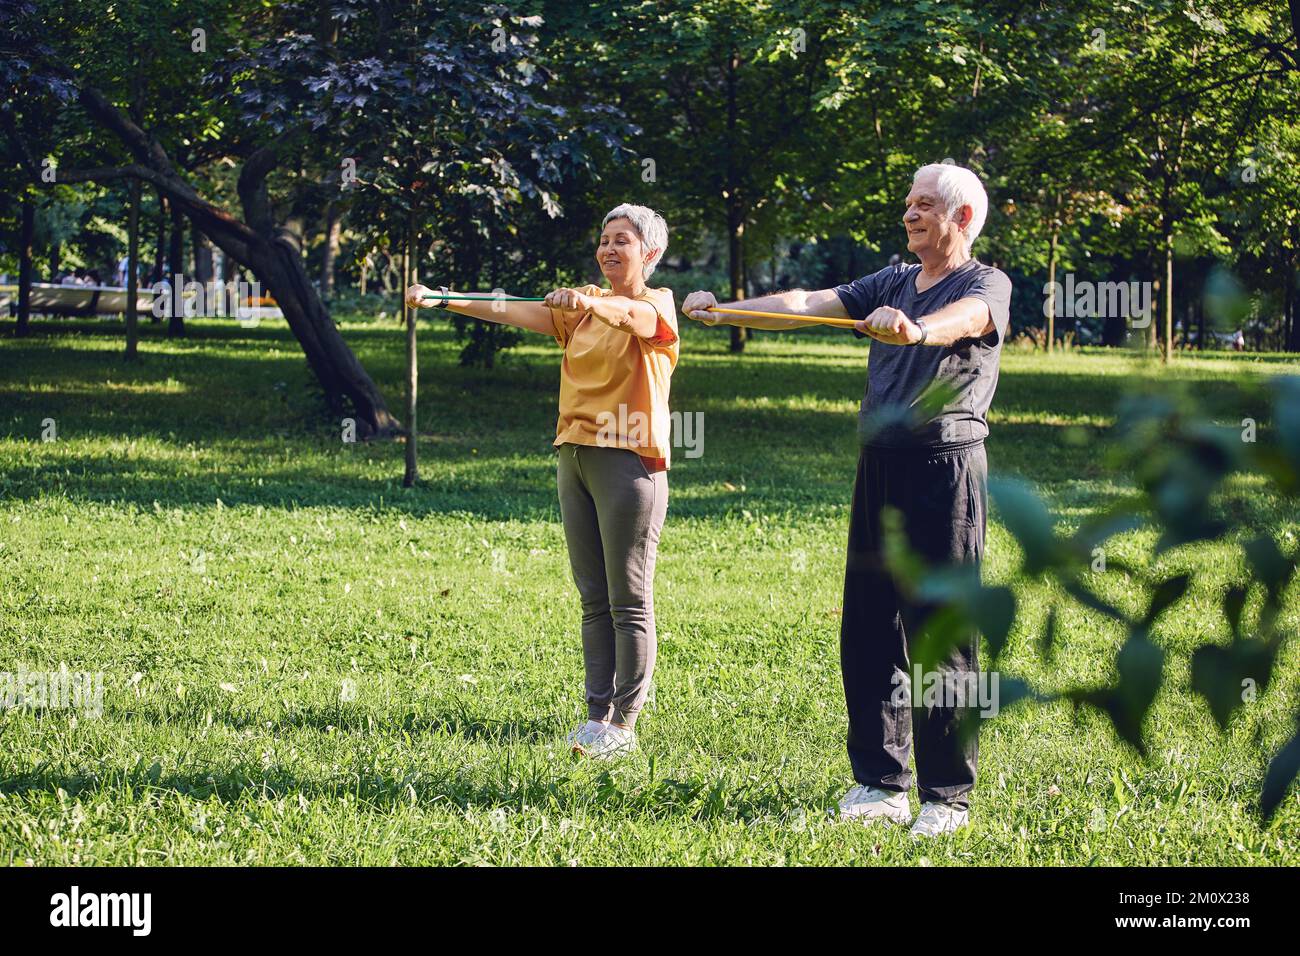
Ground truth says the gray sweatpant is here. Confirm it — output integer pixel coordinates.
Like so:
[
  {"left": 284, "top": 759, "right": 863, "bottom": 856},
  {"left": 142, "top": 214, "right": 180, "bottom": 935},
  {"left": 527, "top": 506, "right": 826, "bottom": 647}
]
[{"left": 556, "top": 443, "right": 668, "bottom": 727}]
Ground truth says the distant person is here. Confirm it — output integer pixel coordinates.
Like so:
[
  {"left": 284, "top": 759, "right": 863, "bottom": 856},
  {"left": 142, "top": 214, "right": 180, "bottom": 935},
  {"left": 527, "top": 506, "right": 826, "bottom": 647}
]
[
  {"left": 683, "top": 163, "right": 1012, "bottom": 839},
  {"left": 116, "top": 256, "right": 131, "bottom": 287},
  {"left": 405, "top": 204, "right": 678, "bottom": 762},
  {"left": 59, "top": 271, "right": 80, "bottom": 286},
  {"left": 1233, "top": 329, "right": 1245, "bottom": 352}
]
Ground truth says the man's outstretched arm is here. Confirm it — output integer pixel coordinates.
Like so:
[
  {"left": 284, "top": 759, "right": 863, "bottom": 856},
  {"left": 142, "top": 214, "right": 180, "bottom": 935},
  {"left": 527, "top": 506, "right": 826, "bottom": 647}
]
[
  {"left": 681, "top": 288, "right": 849, "bottom": 331},
  {"left": 857, "top": 297, "right": 994, "bottom": 347}
]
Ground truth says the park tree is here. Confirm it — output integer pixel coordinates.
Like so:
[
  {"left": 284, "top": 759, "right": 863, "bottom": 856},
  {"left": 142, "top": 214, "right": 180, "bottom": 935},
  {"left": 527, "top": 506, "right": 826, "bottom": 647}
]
[
  {"left": 995, "top": 0, "right": 1299, "bottom": 358},
  {"left": 1221, "top": 107, "right": 1300, "bottom": 351},
  {"left": 553, "top": 0, "right": 846, "bottom": 353},
  {"left": 2, "top": 0, "right": 625, "bottom": 434}
]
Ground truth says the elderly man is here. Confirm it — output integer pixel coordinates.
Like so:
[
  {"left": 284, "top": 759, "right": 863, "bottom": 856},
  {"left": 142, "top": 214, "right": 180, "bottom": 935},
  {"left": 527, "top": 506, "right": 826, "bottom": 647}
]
[{"left": 683, "top": 163, "right": 1012, "bottom": 838}]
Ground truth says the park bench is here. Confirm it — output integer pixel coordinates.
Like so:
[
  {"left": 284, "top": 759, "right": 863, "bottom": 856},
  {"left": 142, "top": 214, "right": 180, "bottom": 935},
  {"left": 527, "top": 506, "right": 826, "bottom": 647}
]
[
  {"left": 1, "top": 282, "right": 283, "bottom": 322},
  {"left": 0, "top": 282, "right": 157, "bottom": 318}
]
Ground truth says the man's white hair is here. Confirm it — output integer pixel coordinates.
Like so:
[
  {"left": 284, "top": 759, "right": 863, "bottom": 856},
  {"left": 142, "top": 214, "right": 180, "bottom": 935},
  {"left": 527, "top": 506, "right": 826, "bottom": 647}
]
[
  {"left": 602, "top": 203, "right": 669, "bottom": 278},
  {"left": 913, "top": 163, "right": 988, "bottom": 252}
]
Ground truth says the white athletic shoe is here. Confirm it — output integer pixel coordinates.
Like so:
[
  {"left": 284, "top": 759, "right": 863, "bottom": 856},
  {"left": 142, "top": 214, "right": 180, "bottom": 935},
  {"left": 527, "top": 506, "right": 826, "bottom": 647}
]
[
  {"left": 837, "top": 785, "right": 913, "bottom": 826},
  {"left": 564, "top": 722, "right": 603, "bottom": 749},
  {"left": 573, "top": 724, "right": 636, "bottom": 760},
  {"left": 909, "top": 802, "right": 970, "bottom": 839}
]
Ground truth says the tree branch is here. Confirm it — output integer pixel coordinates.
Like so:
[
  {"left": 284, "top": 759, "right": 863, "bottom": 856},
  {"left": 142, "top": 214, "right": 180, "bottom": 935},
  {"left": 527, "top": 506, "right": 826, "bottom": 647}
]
[
  {"left": 75, "top": 83, "right": 174, "bottom": 175},
  {"left": 57, "top": 165, "right": 255, "bottom": 262},
  {"left": 238, "top": 132, "right": 299, "bottom": 233}
]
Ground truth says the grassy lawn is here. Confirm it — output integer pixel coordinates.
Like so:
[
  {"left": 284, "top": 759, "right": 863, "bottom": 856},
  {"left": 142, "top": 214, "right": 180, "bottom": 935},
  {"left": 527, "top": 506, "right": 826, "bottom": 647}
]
[{"left": 1, "top": 315, "right": 1298, "bottom": 866}]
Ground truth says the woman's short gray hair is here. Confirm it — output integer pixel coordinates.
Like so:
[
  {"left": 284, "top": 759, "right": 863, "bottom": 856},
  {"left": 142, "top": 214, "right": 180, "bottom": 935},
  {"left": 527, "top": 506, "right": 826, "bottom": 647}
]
[{"left": 602, "top": 203, "right": 669, "bottom": 278}]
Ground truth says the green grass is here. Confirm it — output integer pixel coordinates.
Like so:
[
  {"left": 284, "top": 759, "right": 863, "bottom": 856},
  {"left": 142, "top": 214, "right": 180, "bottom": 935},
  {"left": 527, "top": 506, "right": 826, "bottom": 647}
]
[{"left": 1, "top": 316, "right": 1298, "bottom": 865}]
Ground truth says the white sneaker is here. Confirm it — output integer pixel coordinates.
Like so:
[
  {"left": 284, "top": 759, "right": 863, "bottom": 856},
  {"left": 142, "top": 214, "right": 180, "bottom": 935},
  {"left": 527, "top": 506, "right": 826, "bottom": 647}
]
[
  {"left": 909, "top": 802, "right": 969, "bottom": 839},
  {"left": 564, "top": 722, "right": 603, "bottom": 748},
  {"left": 573, "top": 724, "right": 636, "bottom": 760},
  {"left": 838, "top": 785, "right": 913, "bottom": 825}
]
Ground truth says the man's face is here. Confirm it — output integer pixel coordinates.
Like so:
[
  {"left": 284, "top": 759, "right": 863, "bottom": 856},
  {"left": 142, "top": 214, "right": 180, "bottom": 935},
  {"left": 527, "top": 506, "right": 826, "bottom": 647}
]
[{"left": 902, "top": 171, "right": 969, "bottom": 258}]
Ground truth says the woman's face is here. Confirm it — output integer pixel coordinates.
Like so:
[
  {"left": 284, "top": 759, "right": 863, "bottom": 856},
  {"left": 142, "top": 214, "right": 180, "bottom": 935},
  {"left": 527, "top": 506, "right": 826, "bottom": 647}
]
[{"left": 596, "top": 218, "right": 650, "bottom": 285}]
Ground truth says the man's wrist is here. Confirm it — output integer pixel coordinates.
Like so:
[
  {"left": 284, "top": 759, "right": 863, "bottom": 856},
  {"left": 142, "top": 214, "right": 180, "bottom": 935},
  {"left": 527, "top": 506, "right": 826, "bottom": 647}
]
[{"left": 913, "top": 318, "right": 928, "bottom": 345}]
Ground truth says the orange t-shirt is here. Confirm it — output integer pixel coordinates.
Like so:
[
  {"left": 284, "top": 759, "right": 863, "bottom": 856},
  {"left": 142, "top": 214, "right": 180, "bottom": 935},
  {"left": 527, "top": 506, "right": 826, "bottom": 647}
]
[{"left": 549, "top": 285, "right": 679, "bottom": 469}]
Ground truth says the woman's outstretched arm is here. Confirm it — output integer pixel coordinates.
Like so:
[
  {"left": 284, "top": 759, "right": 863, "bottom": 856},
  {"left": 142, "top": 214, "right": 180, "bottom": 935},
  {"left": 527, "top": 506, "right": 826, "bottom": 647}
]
[
  {"left": 544, "top": 287, "right": 662, "bottom": 339},
  {"left": 404, "top": 284, "right": 556, "bottom": 335}
]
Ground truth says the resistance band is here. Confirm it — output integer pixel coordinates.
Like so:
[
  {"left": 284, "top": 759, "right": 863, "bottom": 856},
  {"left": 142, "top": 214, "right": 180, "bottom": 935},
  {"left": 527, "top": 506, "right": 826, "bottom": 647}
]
[{"left": 418, "top": 292, "right": 858, "bottom": 329}]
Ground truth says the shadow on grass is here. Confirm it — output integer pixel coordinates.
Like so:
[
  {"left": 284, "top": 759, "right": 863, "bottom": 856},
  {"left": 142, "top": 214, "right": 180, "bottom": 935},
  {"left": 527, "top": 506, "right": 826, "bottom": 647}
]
[
  {"left": 118, "top": 699, "right": 559, "bottom": 744},
  {"left": 3, "top": 318, "right": 1285, "bottom": 523},
  {"left": 0, "top": 423, "right": 1137, "bottom": 521},
  {"left": 0, "top": 753, "right": 803, "bottom": 823}
]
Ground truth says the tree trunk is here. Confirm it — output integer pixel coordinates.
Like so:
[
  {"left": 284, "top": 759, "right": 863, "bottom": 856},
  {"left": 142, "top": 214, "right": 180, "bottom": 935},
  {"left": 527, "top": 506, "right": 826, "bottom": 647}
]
[
  {"left": 1289, "top": 231, "right": 1300, "bottom": 353},
  {"left": 248, "top": 233, "right": 399, "bottom": 437},
  {"left": 725, "top": 49, "right": 746, "bottom": 355},
  {"left": 1197, "top": 291, "right": 1206, "bottom": 351},
  {"left": 17, "top": 198, "right": 33, "bottom": 337},
  {"left": 1285, "top": 260, "right": 1298, "bottom": 352},
  {"left": 192, "top": 222, "right": 213, "bottom": 284},
  {"left": 63, "top": 84, "right": 400, "bottom": 438},
  {"left": 168, "top": 198, "right": 185, "bottom": 336},
  {"left": 380, "top": 251, "right": 399, "bottom": 294},
  {"left": 1046, "top": 222, "right": 1059, "bottom": 353},
  {"left": 1161, "top": 219, "right": 1173, "bottom": 363},
  {"left": 153, "top": 191, "right": 166, "bottom": 277},
  {"left": 151, "top": 191, "right": 166, "bottom": 321},
  {"left": 403, "top": 218, "right": 418, "bottom": 487},
  {"left": 321, "top": 202, "right": 341, "bottom": 299},
  {"left": 125, "top": 178, "right": 140, "bottom": 360},
  {"left": 221, "top": 247, "right": 238, "bottom": 316},
  {"left": 1147, "top": 246, "right": 1160, "bottom": 353},
  {"left": 728, "top": 206, "right": 746, "bottom": 353}
]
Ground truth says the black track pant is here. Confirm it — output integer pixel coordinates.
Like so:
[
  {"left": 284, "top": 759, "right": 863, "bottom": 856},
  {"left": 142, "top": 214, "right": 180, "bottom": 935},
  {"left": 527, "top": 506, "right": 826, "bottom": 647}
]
[{"left": 839, "top": 441, "right": 986, "bottom": 810}]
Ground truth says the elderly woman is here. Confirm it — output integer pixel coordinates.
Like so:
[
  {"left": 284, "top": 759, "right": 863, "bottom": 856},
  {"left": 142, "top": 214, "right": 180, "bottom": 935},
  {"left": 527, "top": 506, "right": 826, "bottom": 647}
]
[{"left": 405, "top": 204, "right": 677, "bottom": 760}]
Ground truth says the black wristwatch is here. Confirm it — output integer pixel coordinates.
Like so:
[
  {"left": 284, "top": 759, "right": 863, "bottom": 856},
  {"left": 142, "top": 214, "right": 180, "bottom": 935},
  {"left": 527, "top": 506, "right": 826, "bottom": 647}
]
[{"left": 913, "top": 319, "right": 928, "bottom": 346}]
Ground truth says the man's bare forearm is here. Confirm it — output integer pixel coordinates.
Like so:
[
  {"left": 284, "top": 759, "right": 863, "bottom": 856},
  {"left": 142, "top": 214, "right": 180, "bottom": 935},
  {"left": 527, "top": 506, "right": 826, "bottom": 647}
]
[
  {"left": 914, "top": 297, "right": 994, "bottom": 346},
  {"left": 720, "top": 289, "right": 849, "bottom": 330}
]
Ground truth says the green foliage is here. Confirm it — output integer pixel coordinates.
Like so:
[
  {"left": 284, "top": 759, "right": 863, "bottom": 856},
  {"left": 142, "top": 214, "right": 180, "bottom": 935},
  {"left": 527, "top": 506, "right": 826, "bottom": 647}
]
[
  {"left": 883, "top": 374, "right": 1300, "bottom": 821},
  {"left": 6, "top": 0, "right": 1300, "bottom": 356}
]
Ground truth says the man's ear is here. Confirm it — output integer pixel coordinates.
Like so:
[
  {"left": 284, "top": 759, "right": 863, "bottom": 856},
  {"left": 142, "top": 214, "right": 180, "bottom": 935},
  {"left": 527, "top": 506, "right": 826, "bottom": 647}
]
[{"left": 955, "top": 204, "right": 973, "bottom": 230}]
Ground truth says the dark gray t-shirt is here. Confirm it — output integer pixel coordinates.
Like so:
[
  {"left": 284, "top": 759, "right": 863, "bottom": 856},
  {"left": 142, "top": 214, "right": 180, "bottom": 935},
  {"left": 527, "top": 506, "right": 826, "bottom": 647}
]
[{"left": 834, "top": 260, "right": 1013, "bottom": 448}]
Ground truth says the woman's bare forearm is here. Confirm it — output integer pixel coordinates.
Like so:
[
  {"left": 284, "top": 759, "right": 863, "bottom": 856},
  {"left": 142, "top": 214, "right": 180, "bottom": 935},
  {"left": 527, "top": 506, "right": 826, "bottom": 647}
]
[
  {"left": 586, "top": 295, "right": 660, "bottom": 338},
  {"left": 438, "top": 295, "right": 555, "bottom": 336}
]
